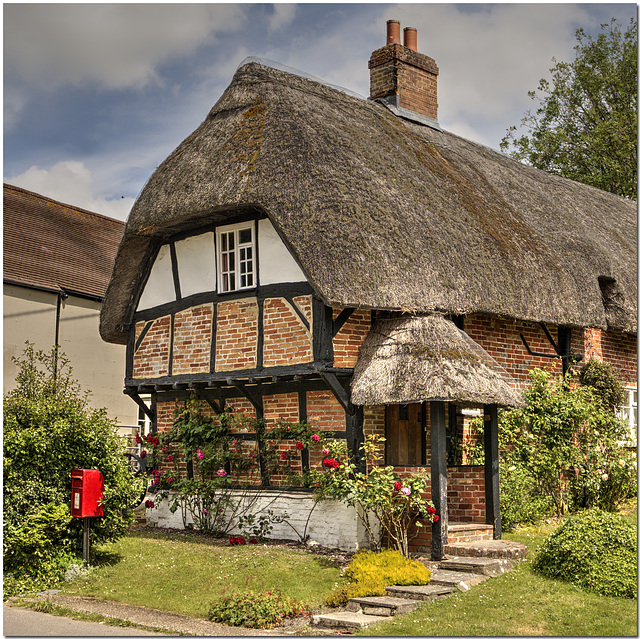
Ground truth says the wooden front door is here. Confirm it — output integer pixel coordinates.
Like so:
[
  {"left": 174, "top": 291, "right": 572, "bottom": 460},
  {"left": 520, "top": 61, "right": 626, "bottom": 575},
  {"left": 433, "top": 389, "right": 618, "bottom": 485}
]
[{"left": 385, "top": 403, "right": 425, "bottom": 466}]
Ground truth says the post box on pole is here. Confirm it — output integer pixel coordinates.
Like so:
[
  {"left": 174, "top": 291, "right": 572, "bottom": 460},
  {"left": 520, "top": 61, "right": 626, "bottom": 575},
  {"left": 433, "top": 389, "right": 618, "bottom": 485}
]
[{"left": 70, "top": 469, "right": 104, "bottom": 565}]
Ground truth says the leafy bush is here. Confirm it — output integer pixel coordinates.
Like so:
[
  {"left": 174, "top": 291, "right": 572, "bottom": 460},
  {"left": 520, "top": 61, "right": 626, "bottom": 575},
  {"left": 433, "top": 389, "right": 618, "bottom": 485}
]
[
  {"left": 208, "top": 590, "right": 311, "bottom": 628},
  {"left": 533, "top": 509, "right": 637, "bottom": 598},
  {"left": 326, "top": 549, "right": 430, "bottom": 607},
  {"left": 464, "top": 367, "right": 636, "bottom": 525},
  {"left": 3, "top": 344, "right": 141, "bottom": 590}
]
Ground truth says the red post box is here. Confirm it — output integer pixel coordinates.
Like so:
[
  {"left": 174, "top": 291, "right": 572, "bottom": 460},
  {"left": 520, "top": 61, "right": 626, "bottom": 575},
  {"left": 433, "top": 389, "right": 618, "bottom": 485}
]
[{"left": 71, "top": 469, "right": 104, "bottom": 518}]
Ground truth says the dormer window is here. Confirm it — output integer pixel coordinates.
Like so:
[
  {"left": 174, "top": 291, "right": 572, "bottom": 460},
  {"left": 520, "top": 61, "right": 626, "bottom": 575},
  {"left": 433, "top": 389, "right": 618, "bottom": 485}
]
[{"left": 217, "top": 223, "right": 255, "bottom": 292}]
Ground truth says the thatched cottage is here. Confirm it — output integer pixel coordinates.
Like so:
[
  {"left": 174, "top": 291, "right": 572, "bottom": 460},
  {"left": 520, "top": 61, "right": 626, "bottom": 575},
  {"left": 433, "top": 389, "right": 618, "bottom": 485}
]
[{"left": 100, "top": 21, "right": 637, "bottom": 558}]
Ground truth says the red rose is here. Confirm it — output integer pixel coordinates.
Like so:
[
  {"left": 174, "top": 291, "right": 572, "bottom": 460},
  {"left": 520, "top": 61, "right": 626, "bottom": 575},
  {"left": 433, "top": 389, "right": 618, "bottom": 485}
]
[
  {"left": 394, "top": 481, "right": 403, "bottom": 491},
  {"left": 140, "top": 450, "right": 147, "bottom": 458},
  {"left": 433, "top": 515, "right": 439, "bottom": 522},
  {"left": 249, "top": 538, "right": 258, "bottom": 544},
  {"left": 135, "top": 434, "right": 142, "bottom": 444},
  {"left": 323, "top": 458, "right": 340, "bottom": 469},
  {"left": 296, "top": 441, "right": 305, "bottom": 450},
  {"left": 280, "top": 452, "right": 288, "bottom": 461},
  {"left": 427, "top": 506, "right": 436, "bottom": 515}
]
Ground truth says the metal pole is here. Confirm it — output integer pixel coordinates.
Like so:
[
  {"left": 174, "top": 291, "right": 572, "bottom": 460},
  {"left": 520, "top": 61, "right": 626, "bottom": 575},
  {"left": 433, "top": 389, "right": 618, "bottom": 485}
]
[{"left": 83, "top": 518, "right": 90, "bottom": 566}]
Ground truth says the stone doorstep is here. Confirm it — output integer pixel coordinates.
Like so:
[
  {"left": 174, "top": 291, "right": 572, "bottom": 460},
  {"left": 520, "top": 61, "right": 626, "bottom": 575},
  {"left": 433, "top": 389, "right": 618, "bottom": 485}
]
[
  {"left": 438, "top": 555, "right": 513, "bottom": 576},
  {"left": 428, "top": 569, "right": 491, "bottom": 591},
  {"left": 346, "top": 595, "right": 422, "bottom": 616}
]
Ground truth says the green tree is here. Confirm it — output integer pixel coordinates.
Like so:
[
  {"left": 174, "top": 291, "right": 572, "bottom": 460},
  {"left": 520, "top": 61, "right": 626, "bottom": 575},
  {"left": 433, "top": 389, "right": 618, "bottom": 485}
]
[
  {"left": 501, "top": 18, "right": 637, "bottom": 199},
  {"left": 4, "top": 343, "right": 141, "bottom": 584}
]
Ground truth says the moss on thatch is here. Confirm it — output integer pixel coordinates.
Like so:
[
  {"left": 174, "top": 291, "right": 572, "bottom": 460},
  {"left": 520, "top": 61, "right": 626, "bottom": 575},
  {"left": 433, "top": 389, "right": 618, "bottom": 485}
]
[
  {"left": 100, "top": 61, "right": 637, "bottom": 344},
  {"left": 351, "top": 314, "right": 524, "bottom": 408}
]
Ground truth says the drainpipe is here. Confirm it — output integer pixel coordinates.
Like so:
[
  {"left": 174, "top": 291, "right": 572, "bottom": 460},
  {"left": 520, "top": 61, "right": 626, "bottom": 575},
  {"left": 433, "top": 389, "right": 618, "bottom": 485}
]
[{"left": 54, "top": 290, "right": 68, "bottom": 382}]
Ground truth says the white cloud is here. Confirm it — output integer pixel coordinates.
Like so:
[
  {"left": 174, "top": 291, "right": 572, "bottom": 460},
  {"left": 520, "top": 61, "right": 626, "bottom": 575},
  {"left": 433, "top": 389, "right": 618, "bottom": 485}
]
[
  {"left": 6, "top": 162, "right": 135, "bottom": 221},
  {"left": 380, "top": 4, "right": 596, "bottom": 145},
  {"left": 268, "top": 4, "right": 298, "bottom": 33},
  {"left": 4, "top": 4, "right": 248, "bottom": 91}
]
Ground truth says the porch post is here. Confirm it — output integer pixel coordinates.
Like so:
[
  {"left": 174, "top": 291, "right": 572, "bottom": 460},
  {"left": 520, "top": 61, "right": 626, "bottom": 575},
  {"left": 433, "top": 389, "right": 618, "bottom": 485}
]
[
  {"left": 483, "top": 404, "right": 502, "bottom": 539},
  {"left": 430, "top": 401, "right": 448, "bottom": 560}
]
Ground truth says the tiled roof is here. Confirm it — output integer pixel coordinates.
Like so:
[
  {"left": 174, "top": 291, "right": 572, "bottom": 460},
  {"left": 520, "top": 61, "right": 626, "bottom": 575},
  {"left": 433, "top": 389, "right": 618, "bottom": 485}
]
[{"left": 3, "top": 183, "right": 124, "bottom": 299}]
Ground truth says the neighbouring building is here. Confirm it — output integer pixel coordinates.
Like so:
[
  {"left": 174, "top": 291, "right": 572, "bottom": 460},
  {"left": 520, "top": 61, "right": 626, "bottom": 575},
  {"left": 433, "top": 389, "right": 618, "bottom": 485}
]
[
  {"left": 3, "top": 183, "right": 140, "bottom": 438},
  {"left": 99, "top": 21, "right": 637, "bottom": 557}
]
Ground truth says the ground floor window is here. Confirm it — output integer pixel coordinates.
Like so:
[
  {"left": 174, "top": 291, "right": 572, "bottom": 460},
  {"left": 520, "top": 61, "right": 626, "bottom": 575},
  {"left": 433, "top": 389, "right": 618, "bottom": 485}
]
[{"left": 617, "top": 386, "right": 637, "bottom": 444}]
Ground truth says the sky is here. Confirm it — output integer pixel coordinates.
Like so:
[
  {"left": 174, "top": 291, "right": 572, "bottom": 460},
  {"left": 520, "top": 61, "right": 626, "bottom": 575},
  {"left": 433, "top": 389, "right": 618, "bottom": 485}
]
[{"left": 4, "top": 2, "right": 637, "bottom": 221}]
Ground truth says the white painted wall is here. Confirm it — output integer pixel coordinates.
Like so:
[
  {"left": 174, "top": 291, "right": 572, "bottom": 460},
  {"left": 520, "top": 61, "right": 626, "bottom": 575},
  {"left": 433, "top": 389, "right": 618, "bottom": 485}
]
[
  {"left": 258, "top": 219, "right": 306, "bottom": 285},
  {"left": 3, "top": 284, "right": 138, "bottom": 428},
  {"left": 137, "top": 244, "right": 175, "bottom": 310},
  {"left": 174, "top": 232, "right": 216, "bottom": 298},
  {"left": 135, "top": 219, "right": 307, "bottom": 313},
  {"left": 145, "top": 488, "right": 379, "bottom": 551}
]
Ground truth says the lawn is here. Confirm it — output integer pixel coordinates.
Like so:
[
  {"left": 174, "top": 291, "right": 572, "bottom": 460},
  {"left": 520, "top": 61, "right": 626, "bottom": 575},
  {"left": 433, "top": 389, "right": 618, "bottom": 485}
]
[
  {"left": 60, "top": 530, "right": 344, "bottom": 619},
  {"left": 362, "top": 503, "right": 638, "bottom": 637},
  {"left": 60, "top": 503, "right": 638, "bottom": 636}
]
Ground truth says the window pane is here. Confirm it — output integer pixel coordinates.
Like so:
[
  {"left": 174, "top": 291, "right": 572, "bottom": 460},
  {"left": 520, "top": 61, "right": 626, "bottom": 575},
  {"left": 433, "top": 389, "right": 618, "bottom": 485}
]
[{"left": 239, "top": 228, "right": 252, "bottom": 244}]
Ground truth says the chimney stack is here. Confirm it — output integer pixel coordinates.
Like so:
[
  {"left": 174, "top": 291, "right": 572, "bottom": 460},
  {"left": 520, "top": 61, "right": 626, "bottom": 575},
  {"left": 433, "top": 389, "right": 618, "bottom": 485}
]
[{"left": 369, "top": 20, "right": 439, "bottom": 125}]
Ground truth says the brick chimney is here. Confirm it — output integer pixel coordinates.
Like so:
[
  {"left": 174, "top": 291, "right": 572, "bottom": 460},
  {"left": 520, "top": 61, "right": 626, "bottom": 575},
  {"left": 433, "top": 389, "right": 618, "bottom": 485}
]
[{"left": 369, "top": 20, "right": 440, "bottom": 127}]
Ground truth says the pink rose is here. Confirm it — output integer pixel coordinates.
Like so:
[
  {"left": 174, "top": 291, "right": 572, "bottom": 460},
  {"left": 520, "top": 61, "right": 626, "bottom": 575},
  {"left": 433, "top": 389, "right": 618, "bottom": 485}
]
[
  {"left": 217, "top": 469, "right": 227, "bottom": 477},
  {"left": 196, "top": 450, "right": 204, "bottom": 459},
  {"left": 311, "top": 434, "right": 321, "bottom": 442},
  {"left": 401, "top": 487, "right": 411, "bottom": 496}
]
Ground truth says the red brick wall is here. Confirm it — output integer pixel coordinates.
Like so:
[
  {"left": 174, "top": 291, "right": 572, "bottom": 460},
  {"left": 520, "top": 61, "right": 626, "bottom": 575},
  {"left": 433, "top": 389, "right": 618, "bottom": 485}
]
[
  {"left": 133, "top": 316, "right": 171, "bottom": 378},
  {"left": 447, "top": 467, "right": 485, "bottom": 523},
  {"left": 172, "top": 304, "right": 213, "bottom": 375},
  {"left": 333, "top": 308, "right": 371, "bottom": 368},
  {"left": 584, "top": 327, "right": 637, "bottom": 385},
  {"left": 215, "top": 299, "right": 258, "bottom": 371},
  {"left": 263, "top": 296, "right": 312, "bottom": 367}
]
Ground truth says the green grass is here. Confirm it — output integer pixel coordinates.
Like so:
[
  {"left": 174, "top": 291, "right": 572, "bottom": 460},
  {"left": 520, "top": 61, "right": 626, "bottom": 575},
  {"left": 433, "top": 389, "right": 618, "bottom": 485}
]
[
  {"left": 60, "top": 531, "right": 343, "bottom": 619},
  {"left": 362, "top": 510, "right": 638, "bottom": 637}
]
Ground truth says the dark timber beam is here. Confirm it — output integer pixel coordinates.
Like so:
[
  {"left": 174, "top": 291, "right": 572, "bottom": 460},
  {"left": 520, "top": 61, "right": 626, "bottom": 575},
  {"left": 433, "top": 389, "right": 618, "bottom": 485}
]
[
  {"left": 332, "top": 308, "right": 355, "bottom": 337},
  {"left": 483, "top": 404, "right": 502, "bottom": 539},
  {"left": 318, "top": 371, "right": 354, "bottom": 415},
  {"left": 230, "top": 382, "right": 262, "bottom": 414},
  {"left": 124, "top": 389, "right": 155, "bottom": 422},
  {"left": 196, "top": 389, "right": 225, "bottom": 415},
  {"left": 430, "top": 401, "right": 448, "bottom": 560}
]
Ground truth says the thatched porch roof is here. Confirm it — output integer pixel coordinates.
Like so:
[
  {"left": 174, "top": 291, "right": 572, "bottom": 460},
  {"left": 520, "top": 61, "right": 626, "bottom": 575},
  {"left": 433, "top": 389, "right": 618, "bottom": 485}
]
[
  {"left": 100, "top": 61, "right": 637, "bottom": 344},
  {"left": 351, "top": 315, "right": 525, "bottom": 408}
]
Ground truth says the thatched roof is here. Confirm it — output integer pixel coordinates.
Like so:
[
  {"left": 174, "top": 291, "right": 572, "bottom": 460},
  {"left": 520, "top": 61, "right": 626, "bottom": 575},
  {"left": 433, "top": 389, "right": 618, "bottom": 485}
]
[
  {"left": 351, "top": 315, "right": 524, "bottom": 408},
  {"left": 101, "top": 61, "right": 637, "bottom": 344}
]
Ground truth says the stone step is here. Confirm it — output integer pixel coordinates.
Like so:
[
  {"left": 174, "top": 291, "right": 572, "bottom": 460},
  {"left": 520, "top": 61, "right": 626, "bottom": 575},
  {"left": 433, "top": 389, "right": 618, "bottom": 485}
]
[
  {"left": 429, "top": 569, "right": 490, "bottom": 591},
  {"left": 312, "top": 610, "right": 388, "bottom": 630},
  {"left": 385, "top": 583, "right": 454, "bottom": 601},
  {"left": 438, "top": 555, "right": 513, "bottom": 576},
  {"left": 346, "top": 595, "right": 422, "bottom": 616},
  {"left": 445, "top": 539, "right": 527, "bottom": 560}
]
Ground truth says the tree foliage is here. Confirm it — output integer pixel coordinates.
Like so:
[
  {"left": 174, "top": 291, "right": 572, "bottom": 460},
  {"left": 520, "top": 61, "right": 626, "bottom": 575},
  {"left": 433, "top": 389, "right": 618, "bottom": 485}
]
[{"left": 501, "top": 18, "right": 637, "bottom": 199}]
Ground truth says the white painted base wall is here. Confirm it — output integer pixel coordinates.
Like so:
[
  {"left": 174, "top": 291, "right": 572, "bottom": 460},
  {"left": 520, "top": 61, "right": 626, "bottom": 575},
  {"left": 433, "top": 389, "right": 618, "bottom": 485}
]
[{"left": 144, "top": 489, "right": 379, "bottom": 552}]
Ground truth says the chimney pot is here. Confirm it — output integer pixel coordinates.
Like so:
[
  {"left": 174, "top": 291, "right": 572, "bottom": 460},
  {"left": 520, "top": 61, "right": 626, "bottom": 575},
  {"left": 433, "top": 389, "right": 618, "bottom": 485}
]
[
  {"left": 386, "top": 20, "right": 401, "bottom": 45},
  {"left": 404, "top": 27, "right": 417, "bottom": 51}
]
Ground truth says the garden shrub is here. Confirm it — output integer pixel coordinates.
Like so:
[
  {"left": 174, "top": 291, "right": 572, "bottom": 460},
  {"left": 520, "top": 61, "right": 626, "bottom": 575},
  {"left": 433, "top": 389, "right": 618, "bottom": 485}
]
[
  {"left": 533, "top": 509, "right": 637, "bottom": 598},
  {"left": 208, "top": 590, "right": 311, "bottom": 628},
  {"left": 3, "top": 344, "right": 141, "bottom": 592},
  {"left": 326, "top": 549, "right": 430, "bottom": 607}
]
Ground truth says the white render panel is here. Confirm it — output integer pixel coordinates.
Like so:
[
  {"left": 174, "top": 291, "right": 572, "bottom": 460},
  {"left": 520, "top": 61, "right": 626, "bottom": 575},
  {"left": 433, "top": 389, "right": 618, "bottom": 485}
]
[
  {"left": 137, "top": 244, "right": 175, "bottom": 310},
  {"left": 145, "top": 489, "right": 379, "bottom": 551},
  {"left": 258, "top": 219, "right": 306, "bottom": 285},
  {"left": 174, "top": 232, "right": 216, "bottom": 298}
]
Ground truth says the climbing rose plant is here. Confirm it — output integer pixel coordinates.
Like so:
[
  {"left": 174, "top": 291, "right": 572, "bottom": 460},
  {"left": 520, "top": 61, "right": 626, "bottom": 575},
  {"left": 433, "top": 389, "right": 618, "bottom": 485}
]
[{"left": 311, "top": 435, "right": 437, "bottom": 557}]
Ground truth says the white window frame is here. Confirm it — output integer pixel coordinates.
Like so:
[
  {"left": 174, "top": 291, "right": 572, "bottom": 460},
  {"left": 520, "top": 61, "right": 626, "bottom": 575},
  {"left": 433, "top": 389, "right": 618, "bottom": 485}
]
[
  {"left": 616, "top": 386, "right": 637, "bottom": 445},
  {"left": 216, "top": 222, "right": 256, "bottom": 293}
]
